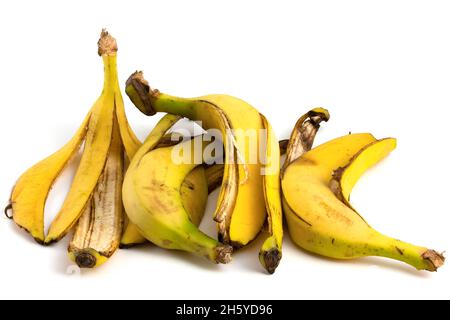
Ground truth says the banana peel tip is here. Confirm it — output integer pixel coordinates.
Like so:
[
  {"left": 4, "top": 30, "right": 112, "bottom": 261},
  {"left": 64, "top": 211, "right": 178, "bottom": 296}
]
[
  {"left": 98, "top": 29, "right": 117, "bottom": 56},
  {"left": 259, "top": 248, "right": 282, "bottom": 274},
  {"left": 125, "top": 71, "right": 158, "bottom": 116}
]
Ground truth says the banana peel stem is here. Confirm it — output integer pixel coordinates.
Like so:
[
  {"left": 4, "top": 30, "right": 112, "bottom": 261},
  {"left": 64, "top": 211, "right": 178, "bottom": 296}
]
[
  {"left": 367, "top": 232, "right": 445, "bottom": 272},
  {"left": 125, "top": 71, "right": 158, "bottom": 116},
  {"left": 98, "top": 29, "right": 118, "bottom": 56},
  {"left": 215, "top": 245, "right": 233, "bottom": 264},
  {"left": 421, "top": 250, "right": 445, "bottom": 271},
  {"left": 69, "top": 248, "right": 109, "bottom": 268},
  {"left": 282, "top": 108, "right": 330, "bottom": 176},
  {"left": 75, "top": 252, "right": 97, "bottom": 268}
]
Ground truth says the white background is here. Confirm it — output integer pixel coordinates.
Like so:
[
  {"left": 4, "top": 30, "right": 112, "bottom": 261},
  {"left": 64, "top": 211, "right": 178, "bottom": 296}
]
[{"left": 0, "top": 0, "right": 449, "bottom": 300}]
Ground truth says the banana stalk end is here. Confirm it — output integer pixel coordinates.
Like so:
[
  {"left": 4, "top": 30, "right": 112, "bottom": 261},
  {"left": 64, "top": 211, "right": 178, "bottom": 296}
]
[
  {"left": 98, "top": 29, "right": 117, "bottom": 56},
  {"left": 215, "top": 245, "right": 233, "bottom": 264},
  {"left": 282, "top": 108, "right": 330, "bottom": 176},
  {"left": 125, "top": 71, "right": 158, "bottom": 116},
  {"left": 422, "top": 250, "right": 445, "bottom": 272}
]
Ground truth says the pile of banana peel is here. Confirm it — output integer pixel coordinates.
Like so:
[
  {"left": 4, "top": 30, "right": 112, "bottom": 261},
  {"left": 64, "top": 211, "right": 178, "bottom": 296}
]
[{"left": 6, "top": 30, "right": 444, "bottom": 274}]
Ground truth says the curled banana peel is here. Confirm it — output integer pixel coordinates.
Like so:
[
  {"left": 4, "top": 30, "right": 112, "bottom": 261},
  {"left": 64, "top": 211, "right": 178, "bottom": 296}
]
[
  {"left": 119, "top": 114, "right": 181, "bottom": 248},
  {"left": 282, "top": 134, "right": 445, "bottom": 271},
  {"left": 125, "top": 72, "right": 261, "bottom": 247},
  {"left": 122, "top": 133, "right": 233, "bottom": 264},
  {"left": 120, "top": 115, "right": 210, "bottom": 248},
  {"left": 124, "top": 74, "right": 330, "bottom": 273},
  {"left": 125, "top": 72, "right": 288, "bottom": 273},
  {"left": 8, "top": 30, "right": 141, "bottom": 268}
]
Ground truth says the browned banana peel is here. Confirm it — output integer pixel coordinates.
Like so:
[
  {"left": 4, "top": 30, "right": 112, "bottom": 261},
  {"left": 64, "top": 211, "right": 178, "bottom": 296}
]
[
  {"left": 281, "top": 108, "right": 330, "bottom": 177},
  {"left": 68, "top": 119, "right": 124, "bottom": 268},
  {"left": 258, "top": 108, "right": 329, "bottom": 274}
]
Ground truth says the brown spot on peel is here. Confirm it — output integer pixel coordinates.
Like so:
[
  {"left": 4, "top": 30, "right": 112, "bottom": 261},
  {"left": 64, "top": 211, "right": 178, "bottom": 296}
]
[{"left": 330, "top": 167, "right": 345, "bottom": 202}]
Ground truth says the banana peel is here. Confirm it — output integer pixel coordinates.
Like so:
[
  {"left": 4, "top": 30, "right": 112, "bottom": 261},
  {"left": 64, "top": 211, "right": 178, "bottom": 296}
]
[
  {"left": 8, "top": 30, "right": 141, "bottom": 269},
  {"left": 282, "top": 133, "right": 445, "bottom": 271},
  {"left": 259, "top": 109, "right": 330, "bottom": 273},
  {"left": 122, "top": 134, "right": 233, "bottom": 263},
  {"left": 120, "top": 115, "right": 211, "bottom": 248},
  {"left": 126, "top": 73, "right": 289, "bottom": 272}
]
